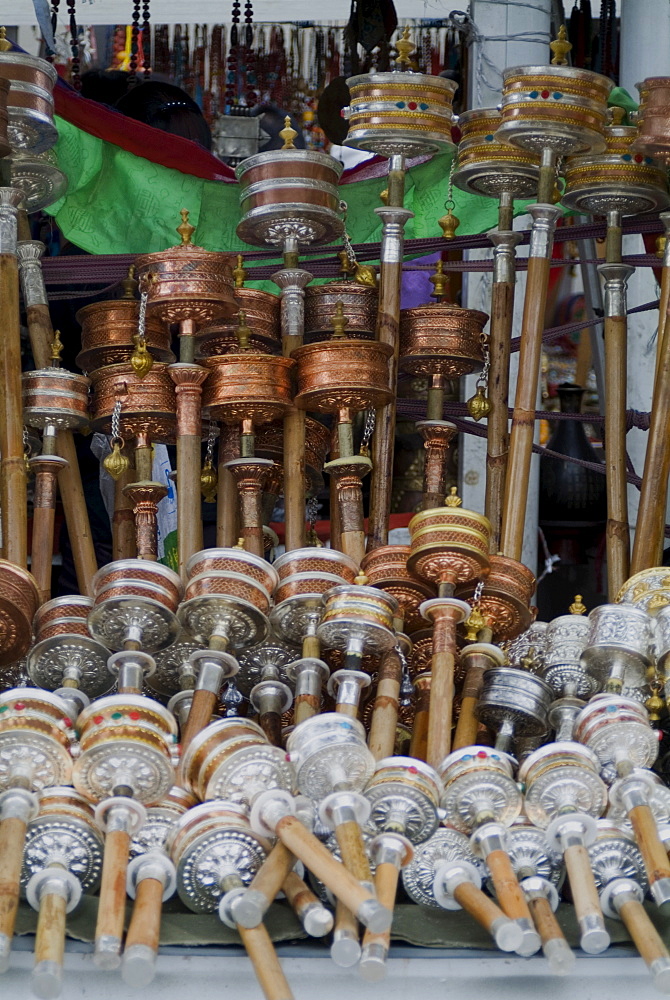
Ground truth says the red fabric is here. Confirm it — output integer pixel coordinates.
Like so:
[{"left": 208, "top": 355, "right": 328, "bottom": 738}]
[
  {"left": 269, "top": 512, "right": 413, "bottom": 543},
  {"left": 53, "top": 77, "right": 393, "bottom": 185}
]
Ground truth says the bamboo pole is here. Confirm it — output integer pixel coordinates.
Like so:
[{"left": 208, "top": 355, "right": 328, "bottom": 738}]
[{"left": 169, "top": 361, "right": 208, "bottom": 580}]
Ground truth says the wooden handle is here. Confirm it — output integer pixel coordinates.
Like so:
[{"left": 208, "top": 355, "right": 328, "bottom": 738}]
[
  {"left": 113, "top": 463, "right": 137, "bottom": 561},
  {"left": 329, "top": 426, "right": 342, "bottom": 552},
  {"left": 426, "top": 649, "right": 455, "bottom": 769},
  {"left": 453, "top": 661, "right": 487, "bottom": 751},
  {"left": 628, "top": 803, "right": 670, "bottom": 886},
  {"left": 340, "top": 529, "right": 366, "bottom": 568},
  {"left": 259, "top": 710, "right": 284, "bottom": 748},
  {"left": 453, "top": 880, "right": 511, "bottom": 940},
  {"left": 360, "top": 861, "right": 399, "bottom": 962},
  {"left": 485, "top": 849, "right": 533, "bottom": 923},
  {"left": 563, "top": 842, "right": 604, "bottom": 920},
  {"left": 331, "top": 897, "right": 360, "bottom": 965},
  {"left": 31, "top": 499, "right": 57, "bottom": 606},
  {"left": 249, "top": 842, "right": 297, "bottom": 909},
  {"left": 282, "top": 408, "right": 306, "bottom": 552},
  {"left": 0, "top": 252, "right": 27, "bottom": 567},
  {"left": 95, "top": 828, "right": 131, "bottom": 951},
  {"left": 176, "top": 433, "right": 204, "bottom": 579},
  {"left": 334, "top": 819, "right": 373, "bottom": 884},
  {"left": 655, "top": 264, "right": 670, "bottom": 389},
  {"left": 603, "top": 313, "right": 630, "bottom": 594},
  {"left": 238, "top": 923, "right": 295, "bottom": 1000},
  {"left": 527, "top": 893, "right": 564, "bottom": 947},
  {"left": 0, "top": 815, "right": 28, "bottom": 943},
  {"left": 216, "top": 457, "right": 238, "bottom": 548},
  {"left": 368, "top": 648, "right": 402, "bottom": 762},
  {"left": 619, "top": 896, "right": 670, "bottom": 971},
  {"left": 281, "top": 870, "right": 326, "bottom": 928},
  {"left": 485, "top": 276, "right": 515, "bottom": 552},
  {"left": 409, "top": 684, "right": 430, "bottom": 762},
  {"left": 500, "top": 254, "right": 552, "bottom": 562},
  {"left": 34, "top": 890, "right": 67, "bottom": 971},
  {"left": 180, "top": 688, "right": 218, "bottom": 752},
  {"left": 275, "top": 815, "right": 380, "bottom": 921},
  {"left": 125, "top": 876, "right": 164, "bottom": 953}
]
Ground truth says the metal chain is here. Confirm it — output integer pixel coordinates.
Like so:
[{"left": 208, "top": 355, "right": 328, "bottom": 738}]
[
  {"left": 111, "top": 399, "right": 123, "bottom": 442},
  {"left": 472, "top": 579, "right": 485, "bottom": 607},
  {"left": 205, "top": 419, "right": 217, "bottom": 462},
  {"left": 361, "top": 408, "right": 376, "bottom": 452},
  {"left": 444, "top": 154, "right": 457, "bottom": 212},
  {"left": 306, "top": 495, "right": 319, "bottom": 529},
  {"left": 137, "top": 289, "right": 148, "bottom": 346},
  {"left": 476, "top": 334, "right": 490, "bottom": 390},
  {"left": 339, "top": 199, "right": 358, "bottom": 268}
]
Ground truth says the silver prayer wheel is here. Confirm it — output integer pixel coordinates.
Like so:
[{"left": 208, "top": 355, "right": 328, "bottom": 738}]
[
  {"left": 286, "top": 713, "right": 374, "bottom": 805},
  {"left": 21, "top": 787, "right": 104, "bottom": 897},
  {"left": 453, "top": 107, "right": 540, "bottom": 199},
  {"left": 574, "top": 694, "right": 659, "bottom": 771},
  {"left": 475, "top": 667, "right": 553, "bottom": 755},
  {"left": 503, "top": 620, "right": 548, "bottom": 671},
  {"left": 364, "top": 756, "right": 441, "bottom": 844},
  {"left": 651, "top": 604, "right": 670, "bottom": 671},
  {"left": 401, "top": 826, "right": 483, "bottom": 909},
  {"left": 587, "top": 820, "right": 647, "bottom": 894},
  {"left": 87, "top": 560, "right": 183, "bottom": 653},
  {"left": 500, "top": 819, "right": 564, "bottom": 889},
  {"left": 0, "top": 689, "right": 75, "bottom": 790},
  {"left": 540, "top": 614, "right": 595, "bottom": 698},
  {"left": 317, "top": 584, "right": 398, "bottom": 659},
  {"left": 616, "top": 567, "right": 670, "bottom": 615},
  {"left": 28, "top": 595, "right": 114, "bottom": 701},
  {"left": 438, "top": 746, "right": 522, "bottom": 834},
  {"left": 580, "top": 604, "right": 654, "bottom": 692},
  {"left": 520, "top": 743, "right": 608, "bottom": 831},
  {"left": 8, "top": 147, "right": 67, "bottom": 213},
  {"left": 0, "top": 44, "right": 58, "bottom": 154}
]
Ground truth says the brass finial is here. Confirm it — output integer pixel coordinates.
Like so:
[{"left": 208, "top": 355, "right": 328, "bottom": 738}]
[
  {"left": 464, "top": 606, "right": 487, "bottom": 642},
  {"left": 200, "top": 456, "right": 218, "bottom": 503},
  {"left": 176, "top": 209, "right": 196, "bottom": 246},
  {"left": 280, "top": 116, "right": 298, "bottom": 150},
  {"left": 331, "top": 301, "right": 349, "bottom": 339},
  {"left": 569, "top": 594, "right": 587, "bottom": 615},
  {"left": 438, "top": 209, "right": 460, "bottom": 240},
  {"left": 395, "top": 26, "right": 415, "bottom": 70},
  {"left": 466, "top": 385, "right": 491, "bottom": 421},
  {"left": 103, "top": 440, "right": 130, "bottom": 481},
  {"left": 445, "top": 486, "right": 463, "bottom": 508},
  {"left": 306, "top": 525, "right": 324, "bottom": 547},
  {"left": 656, "top": 234, "right": 667, "bottom": 259},
  {"left": 338, "top": 248, "right": 355, "bottom": 276},
  {"left": 379, "top": 188, "right": 389, "bottom": 206},
  {"left": 354, "top": 263, "right": 378, "bottom": 287},
  {"left": 130, "top": 333, "right": 153, "bottom": 378},
  {"left": 0, "top": 28, "right": 10, "bottom": 53},
  {"left": 646, "top": 677, "right": 665, "bottom": 722},
  {"left": 235, "top": 536, "right": 246, "bottom": 549},
  {"left": 550, "top": 24, "right": 572, "bottom": 66},
  {"left": 520, "top": 645, "right": 539, "bottom": 673},
  {"left": 354, "top": 571, "right": 369, "bottom": 585},
  {"left": 50, "top": 329, "right": 63, "bottom": 366},
  {"left": 429, "top": 259, "right": 447, "bottom": 300},
  {"left": 233, "top": 253, "right": 247, "bottom": 288},
  {"left": 120, "top": 265, "right": 138, "bottom": 300},
  {"left": 236, "top": 310, "right": 252, "bottom": 351},
  {"left": 609, "top": 105, "right": 626, "bottom": 126}
]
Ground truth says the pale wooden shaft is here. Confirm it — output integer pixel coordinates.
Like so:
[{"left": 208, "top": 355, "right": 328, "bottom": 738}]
[
  {"left": 629, "top": 803, "right": 670, "bottom": 886},
  {"left": 34, "top": 890, "right": 67, "bottom": 970},
  {"left": 619, "top": 896, "right": 670, "bottom": 971},
  {"left": 453, "top": 880, "right": 511, "bottom": 940},
  {"left": 564, "top": 843, "right": 604, "bottom": 920},
  {"left": 125, "top": 876, "right": 164, "bottom": 954},
  {"left": 113, "top": 463, "right": 137, "bottom": 560},
  {"left": 603, "top": 314, "right": 630, "bottom": 595},
  {"left": 248, "top": 842, "right": 296, "bottom": 913},
  {"left": 180, "top": 688, "right": 218, "bottom": 753},
  {"left": 426, "top": 649, "right": 455, "bottom": 769},
  {"left": 368, "top": 648, "right": 402, "bottom": 761},
  {"left": 485, "top": 848, "right": 534, "bottom": 924},
  {"left": 485, "top": 277, "right": 515, "bottom": 551},
  {"left": 95, "top": 829, "right": 131, "bottom": 948},
  {"left": 238, "top": 923, "right": 295, "bottom": 1000},
  {"left": 0, "top": 815, "right": 28, "bottom": 944},
  {"left": 334, "top": 819, "right": 373, "bottom": 884},
  {"left": 528, "top": 893, "right": 565, "bottom": 947},
  {"left": 0, "top": 252, "right": 27, "bottom": 566}
]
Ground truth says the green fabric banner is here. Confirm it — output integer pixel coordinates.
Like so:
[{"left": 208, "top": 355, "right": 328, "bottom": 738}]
[{"left": 47, "top": 117, "right": 508, "bottom": 257}]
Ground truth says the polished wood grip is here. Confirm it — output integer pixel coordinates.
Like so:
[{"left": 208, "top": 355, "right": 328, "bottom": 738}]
[
  {"left": 619, "top": 895, "right": 670, "bottom": 971},
  {"left": 31, "top": 500, "right": 57, "bottom": 606},
  {"left": 238, "top": 923, "right": 295, "bottom": 1000},
  {"left": 426, "top": 649, "right": 455, "bottom": 769},
  {"left": 485, "top": 276, "right": 515, "bottom": 552},
  {"left": 282, "top": 871, "right": 323, "bottom": 925},
  {"left": 453, "top": 879, "right": 512, "bottom": 939},
  {"left": 628, "top": 803, "right": 670, "bottom": 886},
  {"left": 125, "top": 877, "right": 164, "bottom": 954},
  {"left": 360, "top": 861, "right": 400, "bottom": 959},
  {"left": 95, "top": 829, "right": 131, "bottom": 948},
  {"left": 368, "top": 649, "right": 402, "bottom": 762},
  {"left": 485, "top": 849, "right": 533, "bottom": 923},
  {"left": 564, "top": 842, "right": 604, "bottom": 921},
  {"left": 249, "top": 842, "right": 297, "bottom": 910},
  {"left": 180, "top": 688, "right": 218, "bottom": 752},
  {"left": 275, "top": 815, "right": 378, "bottom": 919},
  {"left": 34, "top": 891, "right": 67, "bottom": 970},
  {"left": 113, "top": 463, "right": 137, "bottom": 561},
  {"left": 0, "top": 815, "right": 28, "bottom": 944},
  {"left": 282, "top": 408, "right": 306, "bottom": 552},
  {"left": 528, "top": 893, "right": 564, "bottom": 947},
  {"left": 0, "top": 252, "right": 27, "bottom": 567},
  {"left": 176, "top": 433, "right": 204, "bottom": 578},
  {"left": 603, "top": 313, "right": 630, "bottom": 594},
  {"left": 453, "top": 660, "right": 487, "bottom": 751},
  {"left": 334, "top": 820, "right": 373, "bottom": 884}
]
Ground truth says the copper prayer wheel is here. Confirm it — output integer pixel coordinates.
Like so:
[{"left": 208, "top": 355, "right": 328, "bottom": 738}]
[
  {"left": 304, "top": 282, "right": 378, "bottom": 342},
  {"left": 273, "top": 547, "right": 359, "bottom": 584},
  {"left": 196, "top": 287, "right": 281, "bottom": 357},
  {"left": 0, "top": 560, "right": 40, "bottom": 665},
  {"left": 563, "top": 122, "right": 669, "bottom": 215},
  {"left": 203, "top": 354, "right": 295, "bottom": 424},
  {"left": 76, "top": 298, "right": 173, "bottom": 372},
  {"left": 0, "top": 38, "right": 58, "bottom": 154},
  {"left": 399, "top": 303, "right": 488, "bottom": 379},
  {"left": 33, "top": 594, "right": 93, "bottom": 641},
  {"left": 408, "top": 628, "right": 433, "bottom": 678},
  {"left": 319, "top": 585, "right": 398, "bottom": 641},
  {"left": 22, "top": 369, "right": 89, "bottom": 430},
  {"left": 408, "top": 494, "right": 491, "bottom": 591},
  {"left": 184, "top": 571, "right": 271, "bottom": 612},
  {"left": 274, "top": 572, "right": 347, "bottom": 604},
  {"left": 632, "top": 78, "right": 670, "bottom": 160},
  {"left": 496, "top": 65, "right": 613, "bottom": 156},
  {"left": 135, "top": 231, "right": 236, "bottom": 329},
  {"left": 235, "top": 150, "right": 344, "bottom": 247},
  {"left": 186, "top": 547, "right": 278, "bottom": 596},
  {"left": 293, "top": 339, "right": 394, "bottom": 413},
  {"left": 88, "top": 362, "right": 177, "bottom": 443},
  {"left": 360, "top": 545, "right": 437, "bottom": 634},
  {"left": 455, "top": 555, "right": 536, "bottom": 642},
  {"left": 91, "top": 560, "right": 183, "bottom": 612},
  {"left": 0, "top": 77, "right": 11, "bottom": 158},
  {"left": 344, "top": 71, "right": 457, "bottom": 158},
  {"left": 452, "top": 107, "right": 540, "bottom": 199}
]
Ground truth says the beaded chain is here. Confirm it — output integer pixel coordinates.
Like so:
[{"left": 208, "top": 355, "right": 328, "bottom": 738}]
[
  {"left": 66, "top": 0, "right": 81, "bottom": 89},
  {"left": 141, "top": 0, "right": 151, "bottom": 78},
  {"left": 128, "top": 0, "right": 141, "bottom": 85}
]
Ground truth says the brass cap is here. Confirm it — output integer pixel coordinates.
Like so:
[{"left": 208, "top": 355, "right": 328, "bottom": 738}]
[{"left": 550, "top": 25, "right": 572, "bottom": 66}]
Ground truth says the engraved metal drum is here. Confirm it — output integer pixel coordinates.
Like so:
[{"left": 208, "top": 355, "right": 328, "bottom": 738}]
[
  {"left": 540, "top": 614, "right": 593, "bottom": 697},
  {"left": 76, "top": 298, "right": 173, "bottom": 372},
  {"left": 399, "top": 303, "right": 487, "bottom": 379},
  {"left": 580, "top": 604, "right": 653, "bottom": 689},
  {"left": 304, "top": 281, "right": 378, "bottom": 341},
  {"left": 8, "top": 147, "right": 67, "bottom": 213},
  {"left": 453, "top": 107, "right": 540, "bottom": 199},
  {"left": 0, "top": 50, "right": 58, "bottom": 154}
]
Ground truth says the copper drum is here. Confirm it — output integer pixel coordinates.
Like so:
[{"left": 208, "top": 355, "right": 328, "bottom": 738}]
[
  {"left": 37, "top": 617, "right": 91, "bottom": 641},
  {"left": 275, "top": 571, "right": 348, "bottom": 604},
  {"left": 344, "top": 72, "right": 457, "bottom": 158},
  {"left": 8, "top": 147, "right": 67, "bottom": 213},
  {"left": 399, "top": 304, "right": 487, "bottom": 379},
  {"left": 180, "top": 718, "right": 267, "bottom": 796},
  {"left": 22, "top": 369, "right": 90, "bottom": 431},
  {"left": 361, "top": 545, "right": 436, "bottom": 634},
  {"left": 563, "top": 124, "right": 669, "bottom": 215},
  {"left": 274, "top": 546, "right": 359, "bottom": 583},
  {"left": 632, "top": 78, "right": 670, "bottom": 159},
  {"left": 203, "top": 353, "right": 295, "bottom": 425},
  {"left": 185, "top": 548, "right": 278, "bottom": 595},
  {"left": 455, "top": 555, "right": 536, "bottom": 642},
  {"left": 0, "top": 78, "right": 11, "bottom": 158},
  {"left": 409, "top": 502, "right": 491, "bottom": 540},
  {"left": 236, "top": 150, "right": 344, "bottom": 248},
  {"left": 92, "top": 560, "right": 183, "bottom": 608},
  {"left": 0, "top": 560, "right": 40, "bottom": 666},
  {"left": 196, "top": 287, "right": 281, "bottom": 357},
  {"left": 134, "top": 246, "right": 236, "bottom": 327},
  {"left": 496, "top": 65, "right": 613, "bottom": 156},
  {"left": 95, "top": 579, "right": 178, "bottom": 612},
  {"left": 184, "top": 571, "right": 271, "bottom": 612},
  {"left": 452, "top": 107, "right": 540, "bottom": 199},
  {"left": 407, "top": 508, "right": 491, "bottom": 588},
  {"left": 408, "top": 627, "right": 433, "bottom": 677},
  {"left": 304, "top": 282, "right": 378, "bottom": 342},
  {"left": 321, "top": 585, "right": 397, "bottom": 634},
  {"left": 293, "top": 339, "right": 394, "bottom": 413},
  {"left": 34, "top": 595, "right": 92, "bottom": 634},
  {"left": 0, "top": 50, "right": 58, "bottom": 154},
  {"left": 76, "top": 299, "right": 174, "bottom": 372},
  {"left": 88, "top": 362, "right": 177, "bottom": 443}
]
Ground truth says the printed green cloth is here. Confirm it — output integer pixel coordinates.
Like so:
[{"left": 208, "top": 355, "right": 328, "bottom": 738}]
[{"left": 46, "top": 117, "right": 510, "bottom": 258}]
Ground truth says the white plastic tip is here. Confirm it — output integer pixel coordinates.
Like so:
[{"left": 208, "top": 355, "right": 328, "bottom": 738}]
[
  {"left": 330, "top": 935, "right": 362, "bottom": 968},
  {"left": 0, "top": 934, "right": 10, "bottom": 974},
  {"left": 491, "top": 917, "right": 523, "bottom": 953},
  {"left": 122, "top": 944, "right": 157, "bottom": 988},
  {"left": 543, "top": 937, "right": 576, "bottom": 976},
  {"left": 93, "top": 936, "right": 122, "bottom": 970},
  {"left": 303, "top": 905, "right": 334, "bottom": 938},
  {"left": 31, "top": 961, "right": 63, "bottom": 999}
]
